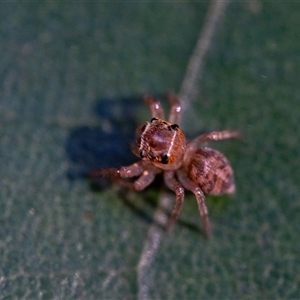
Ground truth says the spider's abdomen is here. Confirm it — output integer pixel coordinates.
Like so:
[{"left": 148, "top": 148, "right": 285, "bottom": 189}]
[{"left": 188, "top": 147, "right": 235, "bottom": 195}]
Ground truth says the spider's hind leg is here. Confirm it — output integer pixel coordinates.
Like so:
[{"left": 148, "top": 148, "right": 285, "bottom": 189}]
[{"left": 177, "top": 169, "right": 212, "bottom": 237}]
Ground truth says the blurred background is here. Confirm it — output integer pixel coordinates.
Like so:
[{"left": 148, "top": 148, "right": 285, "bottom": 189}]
[{"left": 1, "top": 2, "right": 299, "bottom": 298}]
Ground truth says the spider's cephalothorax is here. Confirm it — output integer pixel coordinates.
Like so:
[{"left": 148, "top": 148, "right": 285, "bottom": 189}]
[
  {"left": 136, "top": 117, "right": 186, "bottom": 170},
  {"left": 89, "top": 95, "right": 239, "bottom": 237}
]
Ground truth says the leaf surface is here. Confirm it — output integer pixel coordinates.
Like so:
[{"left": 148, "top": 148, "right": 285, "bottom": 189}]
[{"left": 0, "top": 2, "right": 299, "bottom": 299}]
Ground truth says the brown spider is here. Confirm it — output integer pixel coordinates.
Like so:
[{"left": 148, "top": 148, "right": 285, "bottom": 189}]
[{"left": 89, "top": 95, "right": 239, "bottom": 237}]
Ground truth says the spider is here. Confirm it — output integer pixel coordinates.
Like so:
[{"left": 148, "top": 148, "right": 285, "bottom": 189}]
[{"left": 89, "top": 94, "right": 239, "bottom": 237}]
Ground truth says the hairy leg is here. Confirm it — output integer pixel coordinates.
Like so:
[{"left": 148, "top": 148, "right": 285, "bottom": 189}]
[
  {"left": 185, "top": 130, "right": 240, "bottom": 164},
  {"left": 89, "top": 161, "right": 161, "bottom": 191},
  {"left": 133, "top": 165, "right": 162, "bottom": 191},
  {"left": 163, "top": 170, "right": 185, "bottom": 229},
  {"left": 144, "top": 96, "right": 165, "bottom": 119},
  {"left": 167, "top": 93, "right": 182, "bottom": 125},
  {"left": 177, "top": 169, "right": 211, "bottom": 237},
  {"left": 89, "top": 161, "right": 144, "bottom": 179},
  {"left": 195, "top": 130, "right": 240, "bottom": 143}
]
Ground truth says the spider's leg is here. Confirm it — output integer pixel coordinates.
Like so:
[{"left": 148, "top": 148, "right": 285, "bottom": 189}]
[
  {"left": 194, "top": 187, "right": 211, "bottom": 238},
  {"left": 89, "top": 161, "right": 161, "bottom": 192},
  {"left": 144, "top": 96, "right": 165, "bottom": 119},
  {"left": 163, "top": 170, "right": 185, "bottom": 229},
  {"left": 108, "top": 168, "right": 161, "bottom": 191},
  {"left": 190, "top": 130, "right": 240, "bottom": 148},
  {"left": 89, "top": 161, "right": 144, "bottom": 179},
  {"left": 195, "top": 130, "right": 240, "bottom": 143},
  {"left": 177, "top": 169, "right": 211, "bottom": 237},
  {"left": 133, "top": 165, "right": 162, "bottom": 191},
  {"left": 167, "top": 93, "right": 182, "bottom": 125},
  {"left": 185, "top": 130, "right": 240, "bottom": 164}
]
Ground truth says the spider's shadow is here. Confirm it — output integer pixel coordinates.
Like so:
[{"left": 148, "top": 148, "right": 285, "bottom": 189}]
[
  {"left": 65, "top": 95, "right": 203, "bottom": 235},
  {"left": 66, "top": 95, "right": 141, "bottom": 181}
]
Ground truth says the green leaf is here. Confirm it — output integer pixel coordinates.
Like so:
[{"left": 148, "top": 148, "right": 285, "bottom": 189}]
[{"left": 1, "top": 2, "right": 299, "bottom": 299}]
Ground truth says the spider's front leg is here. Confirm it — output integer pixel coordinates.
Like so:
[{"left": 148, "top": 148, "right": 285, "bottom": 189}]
[
  {"left": 167, "top": 93, "right": 182, "bottom": 124},
  {"left": 89, "top": 162, "right": 144, "bottom": 179},
  {"left": 164, "top": 170, "right": 185, "bottom": 229},
  {"left": 89, "top": 161, "right": 160, "bottom": 191},
  {"left": 144, "top": 96, "right": 165, "bottom": 119}
]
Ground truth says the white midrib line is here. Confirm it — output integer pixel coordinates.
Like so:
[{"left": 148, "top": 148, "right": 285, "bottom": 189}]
[{"left": 137, "top": 2, "right": 230, "bottom": 300}]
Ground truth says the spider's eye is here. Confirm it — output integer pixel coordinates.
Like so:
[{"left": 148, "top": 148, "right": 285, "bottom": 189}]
[
  {"left": 160, "top": 154, "right": 169, "bottom": 164},
  {"left": 170, "top": 124, "right": 179, "bottom": 131},
  {"left": 150, "top": 117, "right": 158, "bottom": 123}
]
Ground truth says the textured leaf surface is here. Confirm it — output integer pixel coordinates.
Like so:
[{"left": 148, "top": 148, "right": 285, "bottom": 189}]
[{"left": 1, "top": 2, "right": 299, "bottom": 299}]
